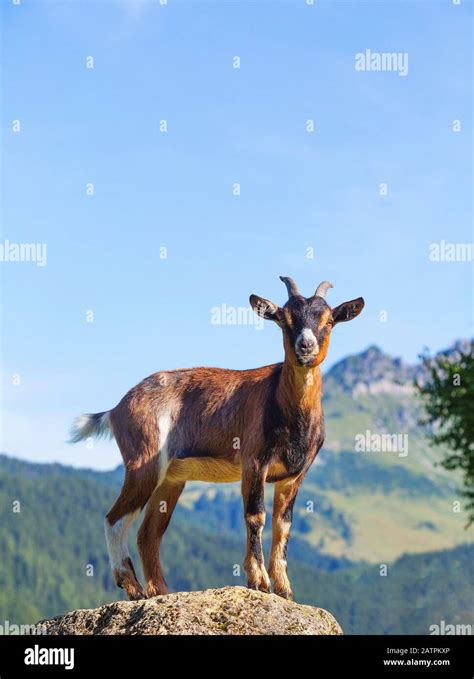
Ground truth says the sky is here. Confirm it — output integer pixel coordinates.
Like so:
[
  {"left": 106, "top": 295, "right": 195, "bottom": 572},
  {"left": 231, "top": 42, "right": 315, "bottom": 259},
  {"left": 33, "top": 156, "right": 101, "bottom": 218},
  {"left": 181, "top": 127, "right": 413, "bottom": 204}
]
[{"left": 1, "top": 0, "right": 472, "bottom": 469}]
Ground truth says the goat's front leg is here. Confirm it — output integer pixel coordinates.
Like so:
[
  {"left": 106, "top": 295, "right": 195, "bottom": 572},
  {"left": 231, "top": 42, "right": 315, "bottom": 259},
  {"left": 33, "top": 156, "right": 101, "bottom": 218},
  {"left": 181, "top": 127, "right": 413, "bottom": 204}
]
[
  {"left": 268, "top": 476, "right": 302, "bottom": 599},
  {"left": 241, "top": 463, "right": 270, "bottom": 593}
]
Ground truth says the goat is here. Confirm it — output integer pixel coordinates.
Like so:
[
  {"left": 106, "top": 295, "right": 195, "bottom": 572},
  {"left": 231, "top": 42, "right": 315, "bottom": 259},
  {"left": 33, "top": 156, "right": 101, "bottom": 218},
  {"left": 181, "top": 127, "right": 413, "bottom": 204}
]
[{"left": 70, "top": 276, "right": 364, "bottom": 600}]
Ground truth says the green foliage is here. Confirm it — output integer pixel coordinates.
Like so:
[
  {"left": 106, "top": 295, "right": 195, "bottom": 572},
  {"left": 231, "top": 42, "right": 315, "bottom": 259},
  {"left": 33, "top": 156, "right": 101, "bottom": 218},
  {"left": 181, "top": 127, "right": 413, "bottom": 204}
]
[
  {"left": 0, "top": 462, "right": 249, "bottom": 623},
  {"left": 0, "top": 456, "right": 473, "bottom": 634},
  {"left": 291, "top": 543, "right": 474, "bottom": 635},
  {"left": 306, "top": 451, "right": 444, "bottom": 495},
  {"left": 416, "top": 342, "right": 474, "bottom": 526}
]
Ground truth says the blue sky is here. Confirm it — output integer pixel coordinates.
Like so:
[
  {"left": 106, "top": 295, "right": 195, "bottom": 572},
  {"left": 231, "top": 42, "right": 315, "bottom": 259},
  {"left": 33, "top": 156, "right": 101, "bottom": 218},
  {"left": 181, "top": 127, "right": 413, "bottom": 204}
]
[{"left": 1, "top": 0, "right": 472, "bottom": 468}]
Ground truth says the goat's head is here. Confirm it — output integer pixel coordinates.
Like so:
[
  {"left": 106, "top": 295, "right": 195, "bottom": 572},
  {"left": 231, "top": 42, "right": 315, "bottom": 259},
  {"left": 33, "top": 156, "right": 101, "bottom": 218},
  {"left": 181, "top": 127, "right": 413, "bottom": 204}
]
[{"left": 250, "top": 276, "right": 364, "bottom": 368}]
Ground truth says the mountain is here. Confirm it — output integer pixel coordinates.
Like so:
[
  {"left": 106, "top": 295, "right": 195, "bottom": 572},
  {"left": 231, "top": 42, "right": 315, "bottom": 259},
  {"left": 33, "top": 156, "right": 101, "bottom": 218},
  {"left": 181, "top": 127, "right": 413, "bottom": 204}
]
[
  {"left": 324, "top": 344, "right": 420, "bottom": 397},
  {"left": 0, "top": 454, "right": 473, "bottom": 634},
  {"left": 0, "top": 452, "right": 355, "bottom": 622},
  {"left": 0, "top": 341, "right": 472, "bottom": 634},
  {"left": 181, "top": 341, "right": 472, "bottom": 563}
]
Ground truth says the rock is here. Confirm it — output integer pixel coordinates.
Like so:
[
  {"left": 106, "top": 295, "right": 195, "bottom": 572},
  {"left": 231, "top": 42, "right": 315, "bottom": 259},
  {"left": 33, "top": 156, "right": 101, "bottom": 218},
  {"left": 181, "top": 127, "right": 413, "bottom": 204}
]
[{"left": 37, "top": 586, "right": 343, "bottom": 635}]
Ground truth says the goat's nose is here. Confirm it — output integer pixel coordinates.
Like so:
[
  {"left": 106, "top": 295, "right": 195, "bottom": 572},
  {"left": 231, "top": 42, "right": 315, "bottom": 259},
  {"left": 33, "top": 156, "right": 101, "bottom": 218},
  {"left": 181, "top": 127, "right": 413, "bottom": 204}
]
[
  {"left": 296, "top": 329, "right": 319, "bottom": 356},
  {"left": 299, "top": 337, "right": 316, "bottom": 353}
]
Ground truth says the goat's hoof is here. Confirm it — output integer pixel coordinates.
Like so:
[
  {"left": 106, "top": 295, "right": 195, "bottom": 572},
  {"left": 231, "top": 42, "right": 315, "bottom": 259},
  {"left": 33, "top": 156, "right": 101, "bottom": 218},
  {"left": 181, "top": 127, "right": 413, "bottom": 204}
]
[
  {"left": 146, "top": 585, "right": 170, "bottom": 598},
  {"left": 127, "top": 587, "right": 147, "bottom": 601},
  {"left": 247, "top": 582, "right": 270, "bottom": 593},
  {"left": 273, "top": 589, "right": 292, "bottom": 600}
]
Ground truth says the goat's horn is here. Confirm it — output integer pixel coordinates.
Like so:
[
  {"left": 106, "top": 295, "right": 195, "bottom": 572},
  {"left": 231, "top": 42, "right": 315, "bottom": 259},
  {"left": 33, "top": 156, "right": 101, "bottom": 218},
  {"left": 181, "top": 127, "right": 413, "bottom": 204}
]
[
  {"left": 314, "top": 281, "right": 334, "bottom": 299},
  {"left": 279, "top": 276, "right": 300, "bottom": 298}
]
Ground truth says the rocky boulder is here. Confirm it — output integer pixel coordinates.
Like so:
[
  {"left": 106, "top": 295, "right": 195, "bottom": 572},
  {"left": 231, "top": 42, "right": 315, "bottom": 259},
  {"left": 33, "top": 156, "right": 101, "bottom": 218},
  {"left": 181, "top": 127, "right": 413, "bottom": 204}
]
[{"left": 38, "top": 586, "right": 343, "bottom": 635}]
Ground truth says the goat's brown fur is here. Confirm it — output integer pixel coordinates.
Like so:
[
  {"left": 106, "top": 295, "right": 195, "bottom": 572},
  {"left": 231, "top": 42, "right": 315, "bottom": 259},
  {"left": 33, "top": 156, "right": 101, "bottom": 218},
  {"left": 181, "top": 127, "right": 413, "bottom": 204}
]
[{"left": 72, "top": 277, "right": 364, "bottom": 600}]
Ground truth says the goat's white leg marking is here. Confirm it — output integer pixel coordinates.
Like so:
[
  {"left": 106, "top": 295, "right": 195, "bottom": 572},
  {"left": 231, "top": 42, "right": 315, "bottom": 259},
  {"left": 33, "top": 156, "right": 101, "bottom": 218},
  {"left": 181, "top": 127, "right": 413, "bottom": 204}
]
[
  {"left": 156, "top": 409, "right": 174, "bottom": 487},
  {"left": 104, "top": 510, "right": 139, "bottom": 572}
]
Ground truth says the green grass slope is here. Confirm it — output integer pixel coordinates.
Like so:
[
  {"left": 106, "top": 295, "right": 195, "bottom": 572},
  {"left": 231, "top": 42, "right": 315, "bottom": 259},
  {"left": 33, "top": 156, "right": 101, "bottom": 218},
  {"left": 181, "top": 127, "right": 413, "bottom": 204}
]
[{"left": 0, "top": 455, "right": 472, "bottom": 634}]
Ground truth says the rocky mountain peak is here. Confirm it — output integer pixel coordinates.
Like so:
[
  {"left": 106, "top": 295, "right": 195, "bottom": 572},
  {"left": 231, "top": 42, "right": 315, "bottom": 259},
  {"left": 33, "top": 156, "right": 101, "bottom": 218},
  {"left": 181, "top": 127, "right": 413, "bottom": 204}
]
[{"left": 325, "top": 345, "right": 418, "bottom": 396}]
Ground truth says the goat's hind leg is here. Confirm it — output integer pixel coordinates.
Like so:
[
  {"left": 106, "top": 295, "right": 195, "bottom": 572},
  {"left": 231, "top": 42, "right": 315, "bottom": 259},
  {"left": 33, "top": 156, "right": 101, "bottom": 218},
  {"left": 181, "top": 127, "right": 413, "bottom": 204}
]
[
  {"left": 137, "top": 478, "right": 185, "bottom": 598},
  {"left": 105, "top": 467, "right": 157, "bottom": 600}
]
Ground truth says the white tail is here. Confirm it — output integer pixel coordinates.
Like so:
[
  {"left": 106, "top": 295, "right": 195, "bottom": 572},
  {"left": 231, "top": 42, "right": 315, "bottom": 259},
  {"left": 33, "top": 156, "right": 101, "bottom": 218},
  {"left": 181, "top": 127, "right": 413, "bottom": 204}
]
[{"left": 69, "top": 411, "right": 113, "bottom": 443}]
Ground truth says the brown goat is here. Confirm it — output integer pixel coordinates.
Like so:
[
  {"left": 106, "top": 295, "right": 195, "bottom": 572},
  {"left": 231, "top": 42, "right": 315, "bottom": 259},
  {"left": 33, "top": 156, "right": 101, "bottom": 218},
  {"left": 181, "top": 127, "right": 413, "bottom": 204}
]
[{"left": 70, "top": 276, "right": 364, "bottom": 600}]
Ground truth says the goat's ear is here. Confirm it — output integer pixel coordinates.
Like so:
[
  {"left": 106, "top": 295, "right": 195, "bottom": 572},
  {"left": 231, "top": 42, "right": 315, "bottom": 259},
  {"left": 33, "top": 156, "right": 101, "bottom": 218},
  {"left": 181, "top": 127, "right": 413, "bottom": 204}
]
[
  {"left": 249, "top": 294, "right": 280, "bottom": 321},
  {"left": 332, "top": 297, "right": 365, "bottom": 326}
]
